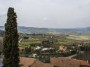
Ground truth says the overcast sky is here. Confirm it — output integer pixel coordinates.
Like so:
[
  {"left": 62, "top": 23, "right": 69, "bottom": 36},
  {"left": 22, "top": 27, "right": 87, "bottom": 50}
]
[{"left": 0, "top": 0, "right": 90, "bottom": 28}]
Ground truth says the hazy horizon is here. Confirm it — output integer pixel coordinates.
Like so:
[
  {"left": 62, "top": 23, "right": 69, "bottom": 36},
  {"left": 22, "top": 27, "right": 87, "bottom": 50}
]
[
  {"left": 0, "top": 25, "right": 90, "bottom": 29},
  {"left": 0, "top": 0, "right": 90, "bottom": 28}
]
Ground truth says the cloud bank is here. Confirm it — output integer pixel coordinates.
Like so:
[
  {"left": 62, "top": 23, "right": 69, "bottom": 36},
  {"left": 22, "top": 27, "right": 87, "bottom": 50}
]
[{"left": 0, "top": 0, "right": 90, "bottom": 28}]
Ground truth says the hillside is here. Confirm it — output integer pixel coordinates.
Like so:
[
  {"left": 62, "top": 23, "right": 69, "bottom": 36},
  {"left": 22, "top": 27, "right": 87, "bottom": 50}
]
[
  {"left": 0, "top": 30, "right": 4, "bottom": 37},
  {"left": 0, "top": 26, "right": 90, "bottom": 34}
]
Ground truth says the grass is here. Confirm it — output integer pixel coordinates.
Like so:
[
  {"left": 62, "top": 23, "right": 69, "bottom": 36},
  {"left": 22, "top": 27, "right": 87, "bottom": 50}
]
[
  {"left": 19, "top": 41, "right": 41, "bottom": 48},
  {"left": 19, "top": 34, "right": 90, "bottom": 49},
  {"left": 0, "top": 37, "right": 2, "bottom": 39},
  {"left": 0, "top": 37, "right": 3, "bottom": 44},
  {"left": 67, "top": 35, "right": 90, "bottom": 40},
  {"left": 58, "top": 39, "right": 72, "bottom": 44}
]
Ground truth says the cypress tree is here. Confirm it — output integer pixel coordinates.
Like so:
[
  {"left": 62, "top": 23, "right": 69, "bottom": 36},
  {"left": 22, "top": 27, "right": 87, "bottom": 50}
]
[{"left": 3, "top": 7, "right": 19, "bottom": 67}]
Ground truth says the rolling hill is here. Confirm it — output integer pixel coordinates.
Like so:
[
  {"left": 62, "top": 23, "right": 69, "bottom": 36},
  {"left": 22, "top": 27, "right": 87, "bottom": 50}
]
[{"left": 0, "top": 26, "right": 90, "bottom": 34}]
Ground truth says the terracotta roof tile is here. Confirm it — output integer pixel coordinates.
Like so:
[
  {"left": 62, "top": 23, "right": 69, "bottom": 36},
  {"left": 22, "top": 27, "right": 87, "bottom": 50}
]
[
  {"left": 20, "top": 57, "right": 36, "bottom": 67},
  {"left": 50, "top": 57, "right": 90, "bottom": 67},
  {"left": 31, "top": 60, "right": 53, "bottom": 67},
  {"left": 20, "top": 57, "right": 53, "bottom": 67},
  {"left": 77, "top": 60, "right": 90, "bottom": 66}
]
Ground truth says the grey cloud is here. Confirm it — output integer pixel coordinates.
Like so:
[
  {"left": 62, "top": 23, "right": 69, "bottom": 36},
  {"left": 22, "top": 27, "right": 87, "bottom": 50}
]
[{"left": 0, "top": 0, "right": 90, "bottom": 28}]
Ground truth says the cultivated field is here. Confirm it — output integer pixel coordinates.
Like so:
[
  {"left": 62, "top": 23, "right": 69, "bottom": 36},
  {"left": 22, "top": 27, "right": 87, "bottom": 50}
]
[{"left": 67, "top": 35, "right": 90, "bottom": 40}]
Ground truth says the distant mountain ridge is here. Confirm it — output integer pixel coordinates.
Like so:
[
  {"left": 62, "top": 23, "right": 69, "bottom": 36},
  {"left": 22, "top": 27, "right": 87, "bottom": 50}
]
[{"left": 0, "top": 26, "right": 90, "bottom": 34}]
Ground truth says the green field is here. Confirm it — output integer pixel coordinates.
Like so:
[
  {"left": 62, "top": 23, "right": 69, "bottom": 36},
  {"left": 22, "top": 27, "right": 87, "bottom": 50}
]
[
  {"left": 0, "top": 37, "right": 3, "bottom": 42},
  {"left": 19, "top": 34, "right": 90, "bottom": 49},
  {"left": 67, "top": 35, "right": 90, "bottom": 40}
]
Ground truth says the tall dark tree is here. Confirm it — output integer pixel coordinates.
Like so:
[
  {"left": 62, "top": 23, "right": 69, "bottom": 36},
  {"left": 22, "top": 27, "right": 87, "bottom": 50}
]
[{"left": 3, "top": 7, "right": 19, "bottom": 67}]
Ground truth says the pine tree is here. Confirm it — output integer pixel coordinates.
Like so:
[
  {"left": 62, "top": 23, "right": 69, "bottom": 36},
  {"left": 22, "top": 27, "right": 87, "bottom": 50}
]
[{"left": 3, "top": 7, "right": 20, "bottom": 67}]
